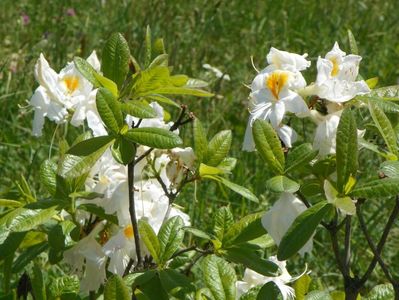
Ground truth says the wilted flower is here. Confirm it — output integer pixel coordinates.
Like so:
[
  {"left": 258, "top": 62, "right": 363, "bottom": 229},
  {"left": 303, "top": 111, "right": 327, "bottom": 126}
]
[
  {"left": 315, "top": 42, "right": 370, "bottom": 102},
  {"left": 166, "top": 147, "right": 196, "bottom": 187},
  {"left": 261, "top": 193, "right": 313, "bottom": 255}
]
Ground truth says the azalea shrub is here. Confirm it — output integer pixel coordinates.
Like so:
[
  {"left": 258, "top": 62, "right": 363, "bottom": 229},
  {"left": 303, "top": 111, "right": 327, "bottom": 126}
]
[{"left": 1, "top": 29, "right": 399, "bottom": 300}]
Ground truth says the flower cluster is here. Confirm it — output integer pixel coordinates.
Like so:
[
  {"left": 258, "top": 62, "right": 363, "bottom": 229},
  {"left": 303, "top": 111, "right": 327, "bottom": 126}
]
[
  {"left": 244, "top": 43, "right": 370, "bottom": 255},
  {"left": 30, "top": 55, "right": 195, "bottom": 293},
  {"left": 243, "top": 42, "right": 370, "bottom": 154}
]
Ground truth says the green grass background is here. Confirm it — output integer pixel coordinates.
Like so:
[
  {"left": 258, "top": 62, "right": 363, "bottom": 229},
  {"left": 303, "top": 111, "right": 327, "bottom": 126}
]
[{"left": 1, "top": 0, "right": 399, "bottom": 294}]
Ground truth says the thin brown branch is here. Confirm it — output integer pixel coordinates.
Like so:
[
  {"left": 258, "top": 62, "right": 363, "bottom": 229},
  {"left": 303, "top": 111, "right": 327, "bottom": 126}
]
[{"left": 358, "top": 197, "right": 399, "bottom": 285}]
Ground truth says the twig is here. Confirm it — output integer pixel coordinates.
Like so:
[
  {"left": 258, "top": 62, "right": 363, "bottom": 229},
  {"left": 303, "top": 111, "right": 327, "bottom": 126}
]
[
  {"left": 358, "top": 197, "right": 399, "bottom": 285},
  {"left": 343, "top": 216, "right": 352, "bottom": 276},
  {"left": 128, "top": 153, "right": 143, "bottom": 270}
]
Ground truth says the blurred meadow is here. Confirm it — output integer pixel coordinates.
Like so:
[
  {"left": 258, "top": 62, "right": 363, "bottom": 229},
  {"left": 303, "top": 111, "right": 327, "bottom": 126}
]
[{"left": 1, "top": 0, "right": 399, "bottom": 293}]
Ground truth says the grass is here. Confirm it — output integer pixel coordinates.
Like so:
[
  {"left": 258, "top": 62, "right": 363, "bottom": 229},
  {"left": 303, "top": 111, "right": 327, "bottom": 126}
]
[{"left": 1, "top": 0, "right": 399, "bottom": 293}]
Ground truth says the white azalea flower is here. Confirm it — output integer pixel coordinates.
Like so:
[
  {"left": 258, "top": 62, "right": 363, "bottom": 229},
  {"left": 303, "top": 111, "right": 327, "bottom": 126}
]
[
  {"left": 103, "top": 224, "right": 136, "bottom": 276},
  {"left": 311, "top": 103, "right": 365, "bottom": 157},
  {"left": 63, "top": 222, "right": 107, "bottom": 294},
  {"left": 261, "top": 193, "right": 312, "bottom": 255},
  {"left": 203, "top": 63, "right": 231, "bottom": 81},
  {"left": 243, "top": 67, "right": 309, "bottom": 151},
  {"left": 236, "top": 256, "right": 304, "bottom": 300},
  {"left": 315, "top": 42, "right": 370, "bottom": 102},
  {"left": 312, "top": 110, "right": 342, "bottom": 157},
  {"left": 266, "top": 47, "right": 311, "bottom": 72},
  {"left": 30, "top": 51, "right": 101, "bottom": 136}
]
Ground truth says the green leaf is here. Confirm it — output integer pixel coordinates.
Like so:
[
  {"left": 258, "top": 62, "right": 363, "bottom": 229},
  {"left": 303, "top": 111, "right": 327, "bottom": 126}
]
[
  {"left": 257, "top": 282, "right": 280, "bottom": 300},
  {"left": 223, "top": 213, "right": 265, "bottom": 246},
  {"left": 131, "top": 66, "right": 171, "bottom": 97},
  {"left": 217, "top": 157, "right": 237, "bottom": 173},
  {"left": 150, "top": 87, "right": 214, "bottom": 97},
  {"left": 277, "top": 202, "right": 333, "bottom": 260},
  {"left": 78, "top": 203, "right": 118, "bottom": 224},
  {"left": 202, "top": 255, "right": 237, "bottom": 300},
  {"left": 223, "top": 246, "right": 278, "bottom": 277},
  {"left": 125, "top": 127, "right": 182, "bottom": 149},
  {"left": 59, "top": 140, "right": 112, "bottom": 178},
  {"left": 48, "top": 275, "right": 80, "bottom": 298},
  {"left": 304, "top": 291, "right": 332, "bottom": 300},
  {"left": 347, "top": 29, "right": 359, "bottom": 55},
  {"left": 48, "top": 221, "right": 77, "bottom": 251},
  {"left": 170, "top": 74, "right": 189, "bottom": 87},
  {"left": 135, "top": 274, "right": 169, "bottom": 300},
  {"left": 203, "top": 175, "right": 259, "bottom": 203},
  {"left": 193, "top": 118, "right": 208, "bottom": 164},
  {"left": 102, "top": 32, "right": 131, "bottom": 88},
  {"left": 144, "top": 94, "right": 179, "bottom": 107},
  {"left": 0, "top": 199, "right": 23, "bottom": 208},
  {"left": 93, "top": 72, "right": 119, "bottom": 97},
  {"left": 350, "top": 178, "right": 399, "bottom": 198},
  {"left": 40, "top": 159, "right": 57, "bottom": 196},
  {"left": 158, "top": 216, "right": 185, "bottom": 263},
  {"left": 252, "top": 119, "right": 285, "bottom": 174},
  {"left": 266, "top": 175, "right": 300, "bottom": 193},
  {"left": 213, "top": 207, "right": 234, "bottom": 242},
  {"left": 69, "top": 191, "right": 103, "bottom": 200},
  {"left": 371, "top": 85, "right": 399, "bottom": 99},
  {"left": 111, "top": 138, "right": 136, "bottom": 165},
  {"left": 138, "top": 219, "right": 161, "bottom": 264},
  {"left": 366, "top": 284, "right": 394, "bottom": 300},
  {"left": 184, "top": 227, "right": 212, "bottom": 240},
  {"left": 336, "top": 109, "right": 358, "bottom": 193},
  {"left": 67, "top": 136, "right": 114, "bottom": 156},
  {"left": 121, "top": 102, "right": 157, "bottom": 119},
  {"left": 285, "top": 143, "right": 318, "bottom": 173},
  {"left": 368, "top": 100, "right": 398, "bottom": 156},
  {"left": 30, "top": 264, "right": 46, "bottom": 300},
  {"left": 104, "top": 275, "right": 130, "bottom": 300},
  {"left": 153, "top": 38, "right": 166, "bottom": 55},
  {"left": 9, "top": 206, "right": 57, "bottom": 233},
  {"left": 379, "top": 161, "right": 399, "bottom": 178},
  {"left": 360, "top": 95, "right": 399, "bottom": 113},
  {"left": 144, "top": 25, "right": 152, "bottom": 67},
  {"left": 148, "top": 54, "right": 169, "bottom": 69},
  {"left": 96, "top": 87, "right": 124, "bottom": 133},
  {"left": 199, "top": 163, "right": 225, "bottom": 176},
  {"left": 12, "top": 242, "right": 48, "bottom": 273},
  {"left": 74, "top": 56, "right": 101, "bottom": 87},
  {"left": 159, "top": 269, "right": 195, "bottom": 298},
  {"left": 0, "top": 232, "right": 26, "bottom": 260},
  {"left": 294, "top": 274, "right": 312, "bottom": 300},
  {"left": 205, "top": 130, "right": 232, "bottom": 166}
]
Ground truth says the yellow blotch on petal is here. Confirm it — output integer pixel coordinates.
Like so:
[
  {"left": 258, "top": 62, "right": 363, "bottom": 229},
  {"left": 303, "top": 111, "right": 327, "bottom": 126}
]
[
  {"left": 124, "top": 225, "right": 134, "bottom": 239},
  {"left": 330, "top": 58, "right": 339, "bottom": 77},
  {"left": 63, "top": 76, "right": 79, "bottom": 93},
  {"left": 266, "top": 71, "right": 289, "bottom": 100}
]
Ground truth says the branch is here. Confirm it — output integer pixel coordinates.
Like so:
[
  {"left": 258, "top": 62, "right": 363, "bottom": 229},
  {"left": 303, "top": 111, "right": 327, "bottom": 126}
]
[
  {"left": 343, "top": 216, "right": 352, "bottom": 276},
  {"left": 358, "top": 197, "right": 399, "bottom": 285},
  {"left": 126, "top": 152, "right": 143, "bottom": 273}
]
